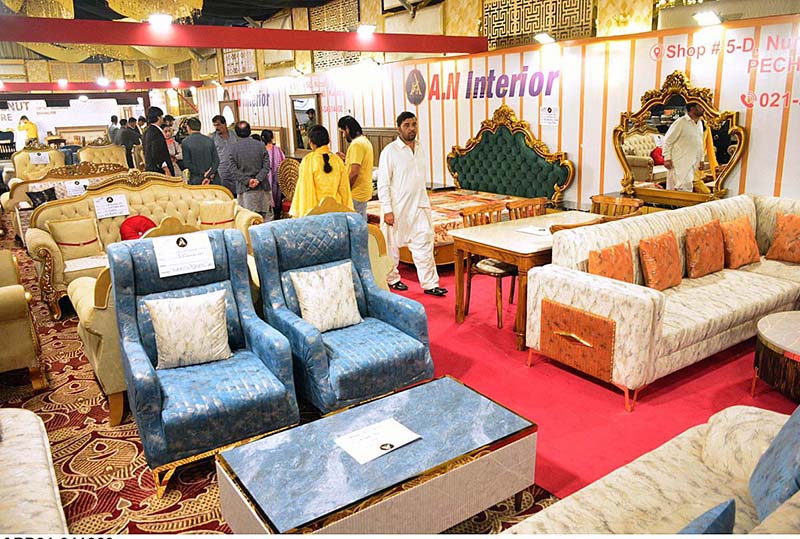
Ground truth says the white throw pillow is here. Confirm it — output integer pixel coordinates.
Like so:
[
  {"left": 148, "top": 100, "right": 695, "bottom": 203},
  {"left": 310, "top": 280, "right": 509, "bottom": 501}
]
[
  {"left": 290, "top": 261, "right": 362, "bottom": 333},
  {"left": 145, "top": 289, "right": 232, "bottom": 369}
]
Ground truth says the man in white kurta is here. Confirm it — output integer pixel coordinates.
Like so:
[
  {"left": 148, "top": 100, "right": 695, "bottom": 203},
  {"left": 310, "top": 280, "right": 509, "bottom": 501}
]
[
  {"left": 378, "top": 112, "right": 448, "bottom": 297},
  {"left": 663, "top": 103, "right": 706, "bottom": 192}
]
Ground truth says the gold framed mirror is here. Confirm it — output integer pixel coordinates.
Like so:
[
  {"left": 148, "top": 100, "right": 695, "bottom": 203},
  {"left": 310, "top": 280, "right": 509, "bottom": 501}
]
[
  {"left": 289, "top": 93, "right": 321, "bottom": 157},
  {"left": 614, "top": 71, "right": 747, "bottom": 207}
]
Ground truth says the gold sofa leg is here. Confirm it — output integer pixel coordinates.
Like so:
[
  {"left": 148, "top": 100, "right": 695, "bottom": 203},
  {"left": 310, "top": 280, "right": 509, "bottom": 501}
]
[
  {"left": 108, "top": 391, "right": 125, "bottom": 427},
  {"left": 615, "top": 384, "right": 644, "bottom": 412},
  {"left": 153, "top": 467, "right": 177, "bottom": 499},
  {"left": 28, "top": 366, "right": 47, "bottom": 392}
]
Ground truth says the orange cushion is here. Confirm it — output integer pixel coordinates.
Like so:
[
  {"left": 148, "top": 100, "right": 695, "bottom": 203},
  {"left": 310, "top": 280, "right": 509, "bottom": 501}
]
[
  {"left": 685, "top": 219, "right": 725, "bottom": 278},
  {"left": 588, "top": 241, "right": 634, "bottom": 283},
  {"left": 720, "top": 216, "right": 760, "bottom": 269},
  {"left": 766, "top": 212, "right": 800, "bottom": 263},
  {"left": 639, "top": 230, "right": 682, "bottom": 290}
]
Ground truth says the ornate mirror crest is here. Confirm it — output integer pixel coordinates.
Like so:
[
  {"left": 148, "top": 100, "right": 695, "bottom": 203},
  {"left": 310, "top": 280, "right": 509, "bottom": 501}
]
[{"left": 614, "top": 71, "right": 747, "bottom": 207}]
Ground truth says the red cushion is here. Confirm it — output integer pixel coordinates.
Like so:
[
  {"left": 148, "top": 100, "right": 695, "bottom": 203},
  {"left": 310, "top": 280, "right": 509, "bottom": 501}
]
[
  {"left": 120, "top": 215, "right": 157, "bottom": 241},
  {"left": 650, "top": 146, "right": 665, "bottom": 165}
]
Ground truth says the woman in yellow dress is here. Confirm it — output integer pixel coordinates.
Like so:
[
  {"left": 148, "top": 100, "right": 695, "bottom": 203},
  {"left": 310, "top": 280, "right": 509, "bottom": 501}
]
[{"left": 289, "top": 125, "right": 353, "bottom": 217}]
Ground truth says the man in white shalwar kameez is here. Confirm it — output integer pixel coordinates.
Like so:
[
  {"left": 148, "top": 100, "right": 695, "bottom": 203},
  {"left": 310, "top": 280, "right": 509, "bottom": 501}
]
[
  {"left": 377, "top": 111, "right": 448, "bottom": 297},
  {"left": 663, "top": 103, "right": 706, "bottom": 192}
]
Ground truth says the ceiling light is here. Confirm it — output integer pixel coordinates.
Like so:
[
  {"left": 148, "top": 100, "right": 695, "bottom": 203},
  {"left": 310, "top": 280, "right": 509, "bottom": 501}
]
[
  {"left": 357, "top": 24, "right": 376, "bottom": 35},
  {"left": 148, "top": 13, "right": 173, "bottom": 28},
  {"left": 78, "top": 95, "right": 88, "bottom": 102},
  {"left": 693, "top": 11, "right": 721, "bottom": 26},
  {"left": 534, "top": 32, "right": 555, "bottom": 44},
  {"left": 97, "top": 77, "right": 110, "bottom": 87},
  {"left": 57, "top": 78, "right": 68, "bottom": 88},
  {"left": 170, "top": 77, "right": 180, "bottom": 86},
  {"left": 115, "top": 79, "right": 126, "bottom": 88}
]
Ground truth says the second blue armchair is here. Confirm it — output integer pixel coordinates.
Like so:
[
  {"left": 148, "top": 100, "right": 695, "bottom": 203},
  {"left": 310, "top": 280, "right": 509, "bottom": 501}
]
[{"left": 250, "top": 213, "right": 435, "bottom": 413}]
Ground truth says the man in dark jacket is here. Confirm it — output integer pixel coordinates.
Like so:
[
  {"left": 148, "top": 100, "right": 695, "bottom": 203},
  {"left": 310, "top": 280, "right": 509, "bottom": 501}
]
[
  {"left": 182, "top": 118, "right": 220, "bottom": 185},
  {"left": 142, "top": 106, "right": 174, "bottom": 176},
  {"left": 229, "top": 121, "right": 271, "bottom": 220},
  {"left": 118, "top": 117, "right": 141, "bottom": 168}
]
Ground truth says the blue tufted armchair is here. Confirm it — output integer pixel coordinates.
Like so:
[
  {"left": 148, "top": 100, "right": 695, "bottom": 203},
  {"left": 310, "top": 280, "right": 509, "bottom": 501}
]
[
  {"left": 250, "top": 213, "right": 434, "bottom": 414},
  {"left": 107, "top": 229, "right": 299, "bottom": 497}
]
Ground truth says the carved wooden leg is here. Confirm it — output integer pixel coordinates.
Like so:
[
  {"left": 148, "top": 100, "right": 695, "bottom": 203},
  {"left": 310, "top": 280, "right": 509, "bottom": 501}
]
[
  {"left": 153, "top": 467, "right": 177, "bottom": 499},
  {"left": 28, "top": 366, "right": 47, "bottom": 392},
  {"left": 464, "top": 259, "right": 473, "bottom": 317},
  {"left": 455, "top": 245, "right": 465, "bottom": 323},
  {"left": 495, "top": 278, "right": 503, "bottom": 329},
  {"left": 514, "top": 268, "right": 530, "bottom": 351},
  {"left": 108, "top": 391, "right": 125, "bottom": 427},
  {"left": 36, "top": 247, "right": 64, "bottom": 321},
  {"left": 509, "top": 274, "right": 516, "bottom": 304}
]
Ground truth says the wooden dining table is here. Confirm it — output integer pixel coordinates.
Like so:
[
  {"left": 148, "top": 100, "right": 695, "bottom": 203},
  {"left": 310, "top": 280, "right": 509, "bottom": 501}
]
[{"left": 449, "top": 210, "right": 603, "bottom": 350}]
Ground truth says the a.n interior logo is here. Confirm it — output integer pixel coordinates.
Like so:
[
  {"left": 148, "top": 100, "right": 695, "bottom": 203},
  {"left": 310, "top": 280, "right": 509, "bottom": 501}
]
[{"left": 405, "top": 69, "right": 426, "bottom": 105}]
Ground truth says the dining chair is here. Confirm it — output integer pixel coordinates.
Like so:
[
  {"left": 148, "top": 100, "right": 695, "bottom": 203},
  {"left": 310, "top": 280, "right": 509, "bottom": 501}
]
[
  {"left": 506, "top": 197, "right": 548, "bottom": 220},
  {"left": 460, "top": 201, "right": 516, "bottom": 329},
  {"left": 590, "top": 195, "right": 644, "bottom": 218},
  {"left": 549, "top": 217, "right": 604, "bottom": 234}
]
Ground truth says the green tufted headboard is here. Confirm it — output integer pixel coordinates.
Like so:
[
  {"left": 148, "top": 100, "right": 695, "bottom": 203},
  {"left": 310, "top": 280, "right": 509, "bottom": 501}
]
[{"left": 446, "top": 105, "right": 574, "bottom": 207}]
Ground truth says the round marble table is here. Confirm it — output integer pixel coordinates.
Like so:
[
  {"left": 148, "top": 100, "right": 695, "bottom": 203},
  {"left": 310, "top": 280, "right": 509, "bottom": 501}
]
[{"left": 753, "top": 311, "right": 800, "bottom": 402}]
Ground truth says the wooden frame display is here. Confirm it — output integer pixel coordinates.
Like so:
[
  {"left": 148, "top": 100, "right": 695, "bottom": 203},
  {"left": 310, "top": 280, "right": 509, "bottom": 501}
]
[
  {"left": 614, "top": 71, "right": 747, "bottom": 208},
  {"left": 289, "top": 93, "right": 321, "bottom": 158}
]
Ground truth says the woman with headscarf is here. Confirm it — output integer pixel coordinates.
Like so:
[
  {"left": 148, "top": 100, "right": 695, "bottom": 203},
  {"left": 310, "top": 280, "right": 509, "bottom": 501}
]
[
  {"left": 289, "top": 125, "right": 352, "bottom": 217},
  {"left": 261, "top": 129, "right": 285, "bottom": 211}
]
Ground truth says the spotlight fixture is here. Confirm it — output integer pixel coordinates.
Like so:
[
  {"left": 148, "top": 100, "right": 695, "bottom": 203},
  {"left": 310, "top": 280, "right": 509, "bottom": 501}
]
[
  {"left": 148, "top": 13, "right": 173, "bottom": 28},
  {"left": 115, "top": 79, "right": 125, "bottom": 88},
  {"left": 97, "top": 77, "right": 110, "bottom": 87},
  {"left": 78, "top": 95, "right": 89, "bottom": 102},
  {"left": 534, "top": 32, "right": 555, "bottom": 44},
  {"left": 170, "top": 77, "right": 180, "bottom": 86},
  {"left": 357, "top": 24, "right": 376, "bottom": 35},
  {"left": 245, "top": 76, "right": 255, "bottom": 82},
  {"left": 57, "top": 79, "right": 68, "bottom": 88},
  {"left": 693, "top": 11, "right": 721, "bottom": 26}
]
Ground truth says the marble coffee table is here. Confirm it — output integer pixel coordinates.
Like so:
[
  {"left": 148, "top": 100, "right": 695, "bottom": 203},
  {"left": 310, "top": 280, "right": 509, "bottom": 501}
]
[
  {"left": 753, "top": 311, "right": 800, "bottom": 402},
  {"left": 216, "top": 376, "right": 537, "bottom": 534}
]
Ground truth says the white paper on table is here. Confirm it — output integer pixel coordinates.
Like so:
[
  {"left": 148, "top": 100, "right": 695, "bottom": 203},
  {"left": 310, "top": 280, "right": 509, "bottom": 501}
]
[
  {"left": 64, "top": 254, "right": 108, "bottom": 273},
  {"left": 94, "top": 194, "right": 130, "bottom": 219},
  {"left": 152, "top": 231, "right": 215, "bottom": 278},
  {"left": 29, "top": 152, "right": 50, "bottom": 165},
  {"left": 335, "top": 418, "right": 421, "bottom": 465},
  {"left": 65, "top": 179, "right": 89, "bottom": 197},
  {"left": 516, "top": 225, "right": 551, "bottom": 237}
]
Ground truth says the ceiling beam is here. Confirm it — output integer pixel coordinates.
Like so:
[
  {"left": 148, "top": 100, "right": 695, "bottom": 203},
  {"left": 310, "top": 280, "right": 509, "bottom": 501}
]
[
  {"left": 0, "top": 80, "right": 205, "bottom": 92},
  {"left": 0, "top": 15, "right": 487, "bottom": 54}
]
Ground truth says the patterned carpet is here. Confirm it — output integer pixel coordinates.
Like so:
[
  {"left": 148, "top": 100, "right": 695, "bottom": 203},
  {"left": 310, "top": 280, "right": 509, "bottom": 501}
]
[{"left": 0, "top": 214, "right": 556, "bottom": 534}]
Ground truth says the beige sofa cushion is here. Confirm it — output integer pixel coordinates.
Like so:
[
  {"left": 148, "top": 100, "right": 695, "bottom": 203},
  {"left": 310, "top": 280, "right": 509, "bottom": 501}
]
[
  {"left": 657, "top": 269, "right": 800, "bottom": 357},
  {"left": 750, "top": 489, "right": 800, "bottom": 533},
  {"left": 48, "top": 216, "right": 104, "bottom": 261},
  {"left": 753, "top": 194, "right": 800, "bottom": 254},
  {"left": 739, "top": 257, "right": 800, "bottom": 284},
  {"left": 622, "top": 133, "right": 658, "bottom": 157},
  {"left": 198, "top": 200, "right": 236, "bottom": 230},
  {"left": 77, "top": 144, "right": 128, "bottom": 168}
]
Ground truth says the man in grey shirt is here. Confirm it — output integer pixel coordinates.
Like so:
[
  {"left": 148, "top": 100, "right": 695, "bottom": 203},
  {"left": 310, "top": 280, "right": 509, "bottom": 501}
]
[
  {"left": 182, "top": 118, "right": 219, "bottom": 185},
  {"left": 118, "top": 117, "right": 141, "bottom": 168},
  {"left": 211, "top": 115, "right": 239, "bottom": 195},
  {"left": 229, "top": 121, "right": 272, "bottom": 221}
]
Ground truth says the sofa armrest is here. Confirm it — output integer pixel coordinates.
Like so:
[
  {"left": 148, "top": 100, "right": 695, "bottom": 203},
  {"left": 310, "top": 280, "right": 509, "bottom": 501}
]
[
  {"left": 0, "top": 284, "right": 29, "bottom": 322},
  {"left": 234, "top": 207, "right": 264, "bottom": 252},
  {"left": 25, "top": 227, "right": 65, "bottom": 292},
  {"left": 527, "top": 264, "right": 665, "bottom": 389},
  {"left": 626, "top": 155, "right": 654, "bottom": 182},
  {"left": 267, "top": 306, "right": 329, "bottom": 376},
  {"left": 366, "top": 288, "right": 430, "bottom": 347},
  {"left": 241, "top": 310, "right": 295, "bottom": 394}
]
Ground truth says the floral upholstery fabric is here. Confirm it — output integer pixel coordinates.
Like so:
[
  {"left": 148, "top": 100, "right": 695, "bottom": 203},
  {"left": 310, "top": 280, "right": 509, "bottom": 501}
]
[
  {"left": 639, "top": 230, "right": 683, "bottom": 290},
  {"left": 738, "top": 257, "right": 800, "bottom": 284},
  {"left": 505, "top": 406, "right": 793, "bottom": 535},
  {"left": 685, "top": 219, "right": 725, "bottom": 278},
  {"left": 290, "top": 261, "right": 363, "bottom": 333},
  {"left": 751, "top": 489, "right": 800, "bottom": 533},
  {"left": 250, "top": 213, "right": 434, "bottom": 414},
  {"left": 588, "top": 241, "right": 634, "bottom": 283},
  {"left": 107, "top": 229, "right": 298, "bottom": 470},
  {"left": 679, "top": 500, "right": 736, "bottom": 534},
  {"left": 0, "top": 408, "right": 69, "bottom": 534},
  {"left": 766, "top": 213, "right": 800, "bottom": 263},
  {"left": 721, "top": 216, "right": 761, "bottom": 269},
  {"left": 752, "top": 194, "right": 800, "bottom": 254}
]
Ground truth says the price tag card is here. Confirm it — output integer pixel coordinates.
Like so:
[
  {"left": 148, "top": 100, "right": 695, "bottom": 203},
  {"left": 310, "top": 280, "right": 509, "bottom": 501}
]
[
  {"left": 334, "top": 418, "right": 421, "bottom": 465},
  {"left": 152, "top": 231, "right": 215, "bottom": 278},
  {"left": 540, "top": 106, "right": 559, "bottom": 127},
  {"left": 29, "top": 151, "right": 50, "bottom": 165},
  {"left": 65, "top": 179, "right": 89, "bottom": 197},
  {"left": 94, "top": 194, "right": 130, "bottom": 219}
]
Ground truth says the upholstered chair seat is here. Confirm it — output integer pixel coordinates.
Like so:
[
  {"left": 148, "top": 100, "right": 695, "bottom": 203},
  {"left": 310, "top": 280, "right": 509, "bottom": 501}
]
[
  {"left": 250, "top": 213, "right": 435, "bottom": 414},
  {"left": 78, "top": 143, "right": 128, "bottom": 168},
  {"left": 107, "top": 228, "right": 298, "bottom": 497}
]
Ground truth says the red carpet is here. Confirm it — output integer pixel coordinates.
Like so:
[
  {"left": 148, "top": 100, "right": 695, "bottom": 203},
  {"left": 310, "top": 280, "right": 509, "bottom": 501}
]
[{"left": 395, "top": 263, "right": 797, "bottom": 498}]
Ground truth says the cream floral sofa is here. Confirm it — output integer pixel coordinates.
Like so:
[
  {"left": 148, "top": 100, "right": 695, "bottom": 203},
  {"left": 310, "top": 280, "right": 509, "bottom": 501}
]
[
  {"left": 505, "top": 405, "right": 800, "bottom": 534},
  {"left": 527, "top": 194, "right": 800, "bottom": 410},
  {"left": 25, "top": 170, "right": 263, "bottom": 320}
]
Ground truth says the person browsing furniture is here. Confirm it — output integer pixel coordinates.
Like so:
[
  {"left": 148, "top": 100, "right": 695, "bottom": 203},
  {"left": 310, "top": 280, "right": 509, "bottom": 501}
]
[
  {"left": 663, "top": 103, "right": 709, "bottom": 193},
  {"left": 229, "top": 121, "right": 272, "bottom": 221},
  {"left": 142, "top": 106, "right": 174, "bottom": 176},
  {"left": 164, "top": 126, "right": 182, "bottom": 173},
  {"left": 261, "top": 129, "right": 285, "bottom": 210},
  {"left": 118, "top": 117, "right": 141, "bottom": 169},
  {"left": 378, "top": 111, "right": 447, "bottom": 297},
  {"left": 290, "top": 125, "right": 353, "bottom": 217},
  {"left": 182, "top": 117, "right": 220, "bottom": 185},
  {"left": 212, "top": 115, "right": 240, "bottom": 194},
  {"left": 336, "top": 115, "right": 374, "bottom": 220}
]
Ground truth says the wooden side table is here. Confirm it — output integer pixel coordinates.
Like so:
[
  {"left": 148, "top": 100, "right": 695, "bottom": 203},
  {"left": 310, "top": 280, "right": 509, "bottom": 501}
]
[{"left": 752, "top": 311, "right": 800, "bottom": 402}]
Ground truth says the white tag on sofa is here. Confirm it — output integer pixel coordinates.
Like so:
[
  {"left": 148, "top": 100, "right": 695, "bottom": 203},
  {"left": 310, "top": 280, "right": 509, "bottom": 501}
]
[
  {"left": 65, "top": 179, "right": 89, "bottom": 197},
  {"left": 94, "top": 194, "right": 130, "bottom": 219},
  {"left": 29, "top": 152, "right": 50, "bottom": 165},
  {"left": 152, "top": 232, "right": 215, "bottom": 278}
]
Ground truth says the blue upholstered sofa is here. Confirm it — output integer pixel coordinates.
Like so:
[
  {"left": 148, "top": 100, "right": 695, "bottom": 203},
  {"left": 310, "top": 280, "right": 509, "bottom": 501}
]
[
  {"left": 250, "top": 213, "right": 435, "bottom": 413},
  {"left": 107, "top": 228, "right": 299, "bottom": 497}
]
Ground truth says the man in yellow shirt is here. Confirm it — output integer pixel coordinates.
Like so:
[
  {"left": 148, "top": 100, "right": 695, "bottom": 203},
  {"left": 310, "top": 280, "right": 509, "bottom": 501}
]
[
  {"left": 18, "top": 116, "right": 38, "bottom": 143},
  {"left": 337, "top": 116, "right": 374, "bottom": 220}
]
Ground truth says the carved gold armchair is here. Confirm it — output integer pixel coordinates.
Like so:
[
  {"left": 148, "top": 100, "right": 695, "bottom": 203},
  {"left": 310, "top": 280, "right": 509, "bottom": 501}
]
[{"left": 78, "top": 137, "right": 129, "bottom": 168}]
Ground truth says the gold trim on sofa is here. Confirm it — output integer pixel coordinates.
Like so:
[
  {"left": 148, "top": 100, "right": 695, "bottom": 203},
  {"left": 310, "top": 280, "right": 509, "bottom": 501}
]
[{"left": 446, "top": 105, "right": 575, "bottom": 207}]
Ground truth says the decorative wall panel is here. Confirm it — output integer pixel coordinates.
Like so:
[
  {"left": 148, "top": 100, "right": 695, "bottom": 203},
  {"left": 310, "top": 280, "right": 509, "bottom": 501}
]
[
  {"left": 292, "top": 7, "right": 313, "bottom": 74},
  {"left": 596, "top": 0, "right": 652, "bottom": 36},
  {"left": 310, "top": 0, "right": 360, "bottom": 72},
  {"left": 25, "top": 59, "right": 50, "bottom": 82},
  {"left": 223, "top": 49, "right": 257, "bottom": 80},
  {"left": 483, "top": 0, "right": 595, "bottom": 50},
  {"left": 103, "top": 61, "right": 124, "bottom": 81},
  {"left": 445, "top": 0, "right": 481, "bottom": 36}
]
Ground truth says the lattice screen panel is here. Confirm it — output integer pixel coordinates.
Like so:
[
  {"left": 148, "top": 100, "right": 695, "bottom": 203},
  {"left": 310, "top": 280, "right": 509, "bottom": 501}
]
[
  {"left": 484, "top": 0, "right": 595, "bottom": 50},
  {"left": 309, "top": 0, "right": 361, "bottom": 72}
]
